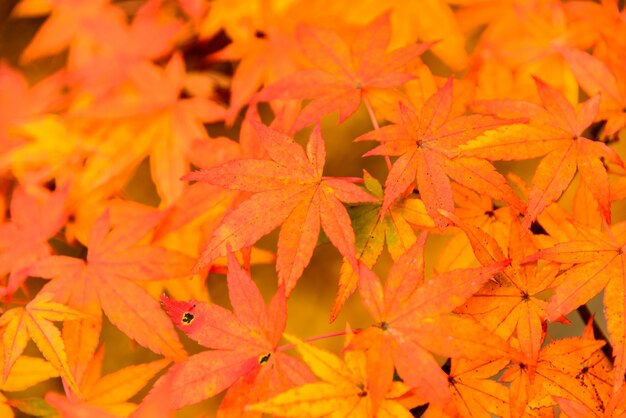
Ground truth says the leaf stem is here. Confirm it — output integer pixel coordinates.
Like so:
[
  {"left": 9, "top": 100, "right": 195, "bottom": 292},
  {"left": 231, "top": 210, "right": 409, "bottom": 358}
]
[
  {"left": 277, "top": 329, "right": 361, "bottom": 352},
  {"left": 576, "top": 304, "right": 613, "bottom": 363},
  {"left": 363, "top": 95, "right": 392, "bottom": 171}
]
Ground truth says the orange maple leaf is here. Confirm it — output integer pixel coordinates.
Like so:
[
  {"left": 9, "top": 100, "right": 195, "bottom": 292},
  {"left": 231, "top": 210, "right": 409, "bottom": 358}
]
[
  {"left": 354, "top": 238, "right": 517, "bottom": 413},
  {"left": 425, "top": 357, "right": 511, "bottom": 417},
  {"left": 29, "top": 210, "right": 193, "bottom": 386},
  {"left": 204, "top": 2, "right": 302, "bottom": 125},
  {"left": 466, "top": 77, "right": 624, "bottom": 227},
  {"left": 64, "top": 0, "right": 183, "bottom": 100},
  {"left": 550, "top": 318, "right": 616, "bottom": 418},
  {"left": 184, "top": 121, "right": 376, "bottom": 294},
  {"left": 442, "top": 210, "right": 558, "bottom": 364},
  {"left": 45, "top": 344, "right": 169, "bottom": 417},
  {"left": 357, "top": 77, "right": 525, "bottom": 229},
  {"left": 72, "top": 53, "right": 225, "bottom": 206},
  {"left": 18, "top": 0, "right": 121, "bottom": 63},
  {"left": 433, "top": 183, "right": 514, "bottom": 273},
  {"left": 0, "top": 292, "right": 83, "bottom": 392},
  {"left": 501, "top": 335, "right": 610, "bottom": 417},
  {"left": 256, "top": 12, "right": 433, "bottom": 133},
  {"left": 0, "top": 63, "right": 62, "bottom": 153},
  {"left": 559, "top": 46, "right": 626, "bottom": 137},
  {"left": 249, "top": 333, "right": 416, "bottom": 417},
  {"left": 524, "top": 219, "right": 626, "bottom": 390},
  {"left": 0, "top": 185, "right": 68, "bottom": 298}
]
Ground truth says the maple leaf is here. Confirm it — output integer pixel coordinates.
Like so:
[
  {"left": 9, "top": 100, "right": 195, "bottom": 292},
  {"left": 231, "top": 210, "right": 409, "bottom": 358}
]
[
  {"left": 0, "top": 185, "right": 68, "bottom": 298},
  {"left": 423, "top": 357, "right": 511, "bottom": 418},
  {"left": 331, "top": 171, "right": 434, "bottom": 321},
  {"left": 62, "top": 0, "right": 183, "bottom": 102},
  {"left": 0, "top": 292, "right": 83, "bottom": 392},
  {"left": 29, "top": 210, "right": 193, "bottom": 386},
  {"left": 433, "top": 184, "right": 514, "bottom": 273},
  {"left": 549, "top": 318, "right": 616, "bottom": 418},
  {"left": 0, "top": 354, "right": 59, "bottom": 393},
  {"left": 388, "top": 1, "right": 469, "bottom": 72},
  {"left": 249, "top": 333, "right": 416, "bottom": 417},
  {"left": 256, "top": 12, "right": 433, "bottom": 133},
  {"left": 442, "top": 210, "right": 558, "bottom": 364},
  {"left": 184, "top": 121, "right": 376, "bottom": 294},
  {"left": 564, "top": 0, "right": 626, "bottom": 62},
  {"left": 45, "top": 344, "right": 169, "bottom": 417},
  {"left": 501, "top": 336, "right": 611, "bottom": 417},
  {"left": 554, "top": 383, "right": 626, "bottom": 418},
  {"left": 354, "top": 238, "right": 518, "bottom": 413},
  {"left": 72, "top": 53, "right": 226, "bottom": 206},
  {"left": 144, "top": 251, "right": 313, "bottom": 415},
  {"left": 18, "top": 0, "right": 123, "bottom": 63},
  {"left": 523, "top": 219, "right": 626, "bottom": 390},
  {"left": 465, "top": 77, "right": 624, "bottom": 227},
  {"left": 559, "top": 46, "right": 626, "bottom": 137},
  {"left": 467, "top": 0, "right": 593, "bottom": 103},
  {"left": 150, "top": 117, "right": 279, "bottom": 252},
  {"left": 202, "top": 1, "right": 302, "bottom": 124},
  {"left": 3, "top": 115, "right": 90, "bottom": 186},
  {"left": 357, "top": 77, "right": 525, "bottom": 228},
  {"left": 150, "top": 135, "right": 242, "bottom": 245},
  {"left": 0, "top": 63, "right": 62, "bottom": 153},
  {"left": 152, "top": 180, "right": 238, "bottom": 243}
]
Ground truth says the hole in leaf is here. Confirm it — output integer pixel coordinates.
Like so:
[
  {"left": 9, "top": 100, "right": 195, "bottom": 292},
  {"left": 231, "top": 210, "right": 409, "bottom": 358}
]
[
  {"left": 182, "top": 312, "right": 195, "bottom": 325},
  {"left": 258, "top": 353, "right": 271, "bottom": 364},
  {"left": 530, "top": 221, "right": 547, "bottom": 235}
]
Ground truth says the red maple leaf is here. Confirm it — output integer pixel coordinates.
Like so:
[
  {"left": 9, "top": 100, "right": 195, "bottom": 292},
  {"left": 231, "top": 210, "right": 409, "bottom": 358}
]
[{"left": 145, "top": 251, "right": 313, "bottom": 415}]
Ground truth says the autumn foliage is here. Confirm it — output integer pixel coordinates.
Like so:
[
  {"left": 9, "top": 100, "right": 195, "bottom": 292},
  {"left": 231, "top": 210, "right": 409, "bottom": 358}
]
[{"left": 2, "top": 0, "right": 626, "bottom": 417}]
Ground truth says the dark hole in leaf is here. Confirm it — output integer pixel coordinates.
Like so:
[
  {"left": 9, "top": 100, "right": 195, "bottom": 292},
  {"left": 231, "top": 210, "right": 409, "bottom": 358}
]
[
  {"left": 441, "top": 358, "right": 451, "bottom": 374},
  {"left": 43, "top": 179, "right": 57, "bottom": 191},
  {"left": 410, "top": 404, "right": 429, "bottom": 417},
  {"left": 582, "top": 120, "right": 606, "bottom": 142},
  {"left": 182, "top": 312, "right": 195, "bottom": 325},
  {"left": 530, "top": 221, "right": 548, "bottom": 235}
]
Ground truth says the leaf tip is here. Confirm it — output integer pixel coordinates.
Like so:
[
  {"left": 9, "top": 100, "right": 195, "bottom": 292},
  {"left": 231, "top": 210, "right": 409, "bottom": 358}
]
[
  {"left": 437, "top": 208, "right": 458, "bottom": 224},
  {"left": 551, "top": 314, "right": 572, "bottom": 325},
  {"left": 531, "top": 75, "right": 547, "bottom": 89}
]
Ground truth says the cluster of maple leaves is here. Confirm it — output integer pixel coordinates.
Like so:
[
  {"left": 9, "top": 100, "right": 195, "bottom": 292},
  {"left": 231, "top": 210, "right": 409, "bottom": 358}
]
[{"left": 1, "top": 0, "right": 626, "bottom": 417}]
